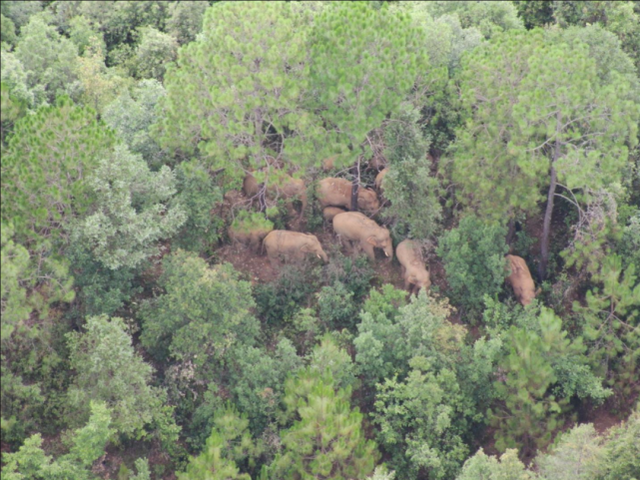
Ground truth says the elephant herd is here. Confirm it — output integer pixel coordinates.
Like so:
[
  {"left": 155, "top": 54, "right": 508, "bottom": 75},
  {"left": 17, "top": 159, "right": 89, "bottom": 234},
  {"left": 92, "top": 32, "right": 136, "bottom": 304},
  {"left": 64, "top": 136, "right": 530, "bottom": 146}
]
[{"left": 237, "top": 171, "right": 537, "bottom": 304}]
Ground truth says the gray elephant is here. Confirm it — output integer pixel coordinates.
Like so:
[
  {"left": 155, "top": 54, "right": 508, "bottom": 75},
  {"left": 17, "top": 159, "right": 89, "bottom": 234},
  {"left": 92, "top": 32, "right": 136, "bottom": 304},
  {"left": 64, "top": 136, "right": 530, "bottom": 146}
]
[
  {"left": 396, "top": 239, "right": 431, "bottom": 295},
  {"left": 332, "top": 211, "right": 393, "bottom": 261},
  {"left": 263, "top": 230, "right": 328, "bottom": 265},
  {"left": 318, "top": 178, "right": 380, "bottom": 213}
]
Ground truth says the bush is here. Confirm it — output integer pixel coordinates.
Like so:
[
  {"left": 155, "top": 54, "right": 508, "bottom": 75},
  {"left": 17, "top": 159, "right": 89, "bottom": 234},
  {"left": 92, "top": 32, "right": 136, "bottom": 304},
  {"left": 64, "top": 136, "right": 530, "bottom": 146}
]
[
  {"left": 317, "top": 281, "right": 358, "bottom": 331},
  {"left": 436, "top": 215, "right": 509, "bottom": 318}
]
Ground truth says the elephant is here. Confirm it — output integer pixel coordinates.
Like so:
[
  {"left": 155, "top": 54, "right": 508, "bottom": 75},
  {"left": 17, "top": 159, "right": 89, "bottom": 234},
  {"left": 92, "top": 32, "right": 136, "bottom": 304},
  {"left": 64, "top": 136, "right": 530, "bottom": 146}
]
[
  {"left": 263, "top": 230, "right": 328, "bottom": 265},
  {"left": 375, "top": 167, "right": 389, "bottom": 191},
  {"left": 243, "top": 173, "right": 308, "bottom": 217},
  {"left": 396, "top": 240, "right": 431, "bottom": 295},
  {"left": 323, "top": 206, "right": 347, "bottom": 222},
  {"left": 318, "top": 177, "right": 380, "bottom": 213},
  {"left": 228, "top": 223, "right": 273, "bottom": 253},
  {"left": 368, "top": 154, "right": 387, "bottom": 171},
  {"left": 332, "top": 211, "right": 393, "bottom": 261},
  {"left": 505, "top": 254, "right": 537, "bottom": 306}
]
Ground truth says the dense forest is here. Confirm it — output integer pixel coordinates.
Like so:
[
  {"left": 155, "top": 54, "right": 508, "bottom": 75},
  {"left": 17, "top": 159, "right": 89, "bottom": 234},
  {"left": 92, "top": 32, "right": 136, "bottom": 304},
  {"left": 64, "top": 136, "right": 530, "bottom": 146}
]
[{"left": 1, "top": 1, "right": 639, "bottom": 479}]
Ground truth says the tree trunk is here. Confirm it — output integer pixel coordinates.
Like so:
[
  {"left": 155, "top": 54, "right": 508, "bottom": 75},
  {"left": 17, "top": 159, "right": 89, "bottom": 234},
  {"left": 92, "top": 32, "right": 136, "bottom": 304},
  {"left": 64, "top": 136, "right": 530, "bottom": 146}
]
[
  {"left": 539, "top": 164, "right": 557, "bottom": 281},
  {"left": 506, "top": 217, "right": 516, "bottom": 247}
]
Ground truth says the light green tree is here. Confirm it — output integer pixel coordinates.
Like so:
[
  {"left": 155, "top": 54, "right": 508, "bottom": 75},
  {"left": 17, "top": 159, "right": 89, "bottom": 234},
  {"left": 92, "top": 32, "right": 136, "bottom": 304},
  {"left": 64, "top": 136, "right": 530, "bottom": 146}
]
[
  {"left": 13, "top": 12, "right": 79, "bottom": 107},
  {"left": 129, "top": 26, "right": 177, "bottom": 81},
  {"left": 155, "top": 1, "right": 318, "bottom": 188},
  {"left": 0, "top": 222, "right": 31, "bottom": 339},
  {"left": 308, "top": 1, "right": 428, "bottom": 206},
  {"left": 66, "top": 315, "right": 178, "bottom": 443},
  {"left": 453, "top": 29, "right": 639, "bottom": 279},
  {"left": 420, "top": 1, "right": 524, "bottom": 39},
  {"left": 102, "top": 78, "right": 167, "bottom": 167},
  {"left": 71, "top": 143, "right": 186, "bottom": 270},
  {"left": 178, "top": 407, "right": 254, "bottom": 480},
  {"left": 266, "top": 369, "right": 379, "bottom": 480},
  {"left": 1, "top": 401, "right": 112, "bottom": 480},
  {"left": 436, "top": 215, "right": 509, "bottom": 318},
  {"left": 140, "top": 250, "right": 259, "bottom": 372},
  {"left": 491, "top": 308, "right": 608, "bottom": 453},
  {"left": 575, "top": 254, "right": 639, "bottom": 397},
  {"left": 456, "top": 448, "right": 532, "bottom": 480}
]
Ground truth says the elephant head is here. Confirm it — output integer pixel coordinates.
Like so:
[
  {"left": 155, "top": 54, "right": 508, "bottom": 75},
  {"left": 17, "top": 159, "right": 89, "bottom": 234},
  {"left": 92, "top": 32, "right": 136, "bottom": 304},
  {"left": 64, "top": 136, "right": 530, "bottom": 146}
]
[
  {"left": 357, "top": 188, "right": 380, "bottom": 213},
  {"left": 300, "top": 235, "right": 329, "bottom": 263},
  {"left": 366, "top": 231, "right": 393, "bottom": 258}
]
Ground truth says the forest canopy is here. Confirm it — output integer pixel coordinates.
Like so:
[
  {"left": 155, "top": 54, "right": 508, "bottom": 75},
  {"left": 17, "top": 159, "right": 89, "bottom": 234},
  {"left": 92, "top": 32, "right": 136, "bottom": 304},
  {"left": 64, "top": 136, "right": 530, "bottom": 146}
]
[{"left": 1, "top": 1, "right": 639, "bottom": 480}]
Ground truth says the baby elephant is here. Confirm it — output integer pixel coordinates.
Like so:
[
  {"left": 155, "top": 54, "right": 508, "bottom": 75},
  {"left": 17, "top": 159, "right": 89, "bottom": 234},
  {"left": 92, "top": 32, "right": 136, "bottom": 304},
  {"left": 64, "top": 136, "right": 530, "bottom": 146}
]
[
  {"left": 263, "top": 230, "right": 328, "bottom": 266},
  {"left": 332, "top": 211, "right": 393, "bottom": 261},
  {"left": 505, "top": 254, "right": 537, "bottom": 306},
  {"left": 396, "top": 239, "right": 431, "bottom": 295}
]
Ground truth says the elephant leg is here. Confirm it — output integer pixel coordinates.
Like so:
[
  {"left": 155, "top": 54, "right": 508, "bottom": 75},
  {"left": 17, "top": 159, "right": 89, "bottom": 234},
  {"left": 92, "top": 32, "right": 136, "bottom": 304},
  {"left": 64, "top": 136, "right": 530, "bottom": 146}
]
[{"left": 362, "top": 242, "right": 375, "bottom": 261}]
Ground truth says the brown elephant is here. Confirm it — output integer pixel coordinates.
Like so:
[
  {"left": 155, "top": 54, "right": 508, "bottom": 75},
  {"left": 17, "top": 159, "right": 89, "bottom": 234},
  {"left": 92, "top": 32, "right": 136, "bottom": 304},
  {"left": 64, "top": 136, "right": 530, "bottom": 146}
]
[
  {"left": 323, "top": 206, "right": 347, "bottom": 222},
  {"left": 318, "top": 178, "right": 380, "bottom": 213},
  {"left": 228, "top": 224, "right": 273, "bottom": 253},
  {"left": 263, "top": 230, "right": 328, "bottom": 265},
  {"left": 243, "top": 173, "right": 307, "bottom": 216},
  {"left": 332, "top": 211, "right": 393, "bottom": 261},
  {"left": 396, "top": 240, "right": 431, "bottom": 295},
  {"left": 369, "top": 154, "right": 387, "bottom": 171},
  {"left": 375, "top": 167, "right": 389, "bottom": 191},
  {"left": 505, "top": 254, "right": 537, "bottom": 306}
]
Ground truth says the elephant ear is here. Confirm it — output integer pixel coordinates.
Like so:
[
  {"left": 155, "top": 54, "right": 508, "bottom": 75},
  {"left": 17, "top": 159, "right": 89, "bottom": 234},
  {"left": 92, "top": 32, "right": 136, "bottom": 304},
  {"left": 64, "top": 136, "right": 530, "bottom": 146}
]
[{"left": 366, "top": 235, "right": 378, "bottom": 246}]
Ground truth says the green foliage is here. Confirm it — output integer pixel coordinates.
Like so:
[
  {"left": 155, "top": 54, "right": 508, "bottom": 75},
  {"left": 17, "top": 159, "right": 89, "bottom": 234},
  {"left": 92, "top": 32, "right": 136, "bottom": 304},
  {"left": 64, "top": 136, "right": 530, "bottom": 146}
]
[
  {"left": 71, "top": 143, "right": 186, "bottom": 270},
  {"left": 575, "top": 254, "right": 639, "bottom": 397},
  {"left": 316, "top": 281, "right": 358, "bottom": 330},
  {"left": 67, "top": 15, "right": 105, "bottom": 56},
  {"left": 102, "top": 79, "right": 167, "bottom": 167},
  {"left": 173, "top": 159, "right": 224, "bottom": 253},
  {"left": 254, "top": 264, "right": 321, "bottom": 327},
  {"left": 618, "top": 210, "right": 640, "bottom": 270},
  {"left": 140, "top": 250, "right": 259, "bottom": 372},
  {"left": 228, "top": 339, "right": 302, "bottom": 435},
  {"left": 422, "top": 1, "right": 524, "bottom": 39},
  {"left": 65, "top": 242, "right": 140, "bottom": 318},
  {"left": 66, "top": 315, "right": 176, "bottom": 442},
  {"left": 599, "top": 410, "right": 640, "bottom": 480},
  {"left": 230, "top": 210, "right": 274, "bottom": 235},
  {"left": 1, "top": 1, "right": 42, "bottom": 33},
  {"left": 436, "top": 215, "right": 509, "bottom": 317},
  {"left": 178, "top": 406, "right": 253, "bottom": 480},
  {"left": 373, "top": 357, "right": 470, "bottom": 480},
  {"left": 266, "top": 369, "right": 379, "bottom": 480},
  {"left": 13, "top": 12, "right": 79, "bottom": 107},
  {"left": 309, "top": 1, "right": 428, "bottom": 168},
  {"left": 165, "top": 1, "right": 207, "bottom": 45},
  {"left": 552, "top": 1, "right": 640, "bottom": 73},
  {"left": 307, "top": 334, "right": 357, "bottom": 392},
  {"left": 453, "top": 28, "right": 639, "bottom": 228},
  {"left": 514, "top": 0, "right": 555, "bottom": 29},
  {"left": 367, "top": 292, "right": 477, "bottom": 480},
  {"left": 156, "top": 1, "right": 317, "bottom": 183},
  {"left": 1, "top": 14, "right": 17, "bottom": 47},
  {"left": 0, "top": 47, "right": 35, "bottom": 109},
  {"left": 491, "top": 308, "right": 609, "bottom": 453},
  {"left": 129, "top": 26, "right": 177, "bottom": 81},
  {"left": 323, "top": 251, "right": 375, "bottom": 303},
  {"left": 2, "top": 96, "right": 114, "bottom": 245},
  {"left": 0, "top": 222, "right": 31, "bottom": 339},
  {"left": 0, "top": 82, "right": 27, "bottom": 143},
  {"left": 536, "top": 424, "right": 604, "bottom": 480},
  {"left": 1, "top": 401, "right": 111, "bottom": 480},
  {"left": 456, "top": 448, "right": 531, "bottom": 480}
]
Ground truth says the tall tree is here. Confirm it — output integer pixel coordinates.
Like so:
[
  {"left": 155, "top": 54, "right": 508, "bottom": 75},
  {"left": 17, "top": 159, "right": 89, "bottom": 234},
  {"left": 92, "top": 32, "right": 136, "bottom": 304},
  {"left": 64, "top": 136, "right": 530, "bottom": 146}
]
[
  {"left": 266, "top": 368, "right": 379, "bottom": 480},
  {"left": 453, "top": 29, "right": 639, "bottom": 279},
  {"left": 309, "top": 2, "right": 428, "bottom": 208},
  {"left": 155, "top": 1, "right": 319, "bottom": 190}
]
